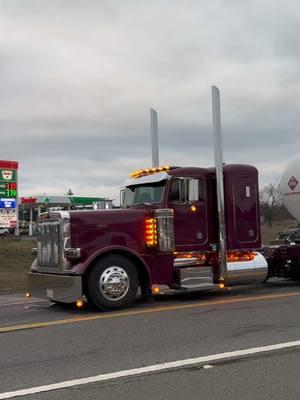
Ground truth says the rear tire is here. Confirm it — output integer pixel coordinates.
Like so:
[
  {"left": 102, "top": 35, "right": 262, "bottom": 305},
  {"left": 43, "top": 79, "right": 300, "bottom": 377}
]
[{"left": 87, "top": 255, "right": 139, "bottom": 311}]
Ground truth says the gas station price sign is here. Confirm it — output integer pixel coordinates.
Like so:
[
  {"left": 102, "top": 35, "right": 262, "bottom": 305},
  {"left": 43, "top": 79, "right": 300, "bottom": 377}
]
[
  {"left": 0, "top": 160, "right": 19, "bottom": 230},
  {"left": 5, "top": 182, "right": 17, "bottom": 197},
  {"left": 0, "top": 161, "right": 18, "bottom": 199}
]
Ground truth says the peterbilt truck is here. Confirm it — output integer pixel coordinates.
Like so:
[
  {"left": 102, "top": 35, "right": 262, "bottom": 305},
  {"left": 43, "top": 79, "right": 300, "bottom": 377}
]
[
  {"left": 28, "top": 162, "right": 272, "bottom": 310},
  {"left": 28, "top": 87, "right": 300, "bottom": 310}
]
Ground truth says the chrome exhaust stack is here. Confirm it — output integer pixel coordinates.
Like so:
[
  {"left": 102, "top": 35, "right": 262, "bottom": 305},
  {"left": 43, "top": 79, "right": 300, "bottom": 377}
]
[
  {"left": 150, "top": 108, "right": 159, "bottom": 167},
  {"left": 212, "top": 85, "right": 227, "bottom": 282},
  {"left": 211, "top": 86, "right": 268, "bottom": 285}
]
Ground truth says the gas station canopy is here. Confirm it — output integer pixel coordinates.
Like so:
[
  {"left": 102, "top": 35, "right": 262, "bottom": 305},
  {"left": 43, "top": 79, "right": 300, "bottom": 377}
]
[{"left": 20, "top": 195, "right": 113, "bottom": 209}]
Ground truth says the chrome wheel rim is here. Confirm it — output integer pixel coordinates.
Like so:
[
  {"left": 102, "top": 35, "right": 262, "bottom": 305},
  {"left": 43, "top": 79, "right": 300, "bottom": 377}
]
[{"left": 99, "top": 266, "right": 130, "bottom": 301}]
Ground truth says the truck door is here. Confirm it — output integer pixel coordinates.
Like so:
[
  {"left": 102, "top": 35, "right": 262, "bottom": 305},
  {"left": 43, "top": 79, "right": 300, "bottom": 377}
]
[
  {"left": 231, "top": 177, "right": 260, "bottom": 247},
  {"left": 168, "top": 177, "right": 208, "bottom": 251}
]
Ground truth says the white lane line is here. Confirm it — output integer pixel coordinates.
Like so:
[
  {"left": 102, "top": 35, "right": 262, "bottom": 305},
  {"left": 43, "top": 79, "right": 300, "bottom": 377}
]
[{"left": 0, "top": 340, "right": 299, "bottom": 399}]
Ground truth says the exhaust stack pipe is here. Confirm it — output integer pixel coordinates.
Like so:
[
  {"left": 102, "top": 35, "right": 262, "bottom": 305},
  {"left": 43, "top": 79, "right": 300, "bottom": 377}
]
[
  {"left": 211, "top": 85, "right": 227, "bottom": 281},
  {"left": 150, "top": 108, "right": 159, "bottom": 167}
]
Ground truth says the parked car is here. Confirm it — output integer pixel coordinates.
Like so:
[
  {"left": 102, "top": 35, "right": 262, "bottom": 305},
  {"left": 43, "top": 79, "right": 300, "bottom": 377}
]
[{"left": 0, "top": 227, "right": 9, "bottom": 236}]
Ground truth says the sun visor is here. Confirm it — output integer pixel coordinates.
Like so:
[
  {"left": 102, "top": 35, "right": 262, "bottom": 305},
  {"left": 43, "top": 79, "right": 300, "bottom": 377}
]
[{"left": 124, "top": 171, "right": 170, "bottom": 187}]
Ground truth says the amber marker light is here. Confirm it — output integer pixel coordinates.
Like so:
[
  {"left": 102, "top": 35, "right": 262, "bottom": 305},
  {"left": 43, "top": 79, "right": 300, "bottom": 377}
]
[
  {"left": 76, "top": 300, "right": 84, "bottom": 308},
  {"left": 219, "top": 282, "right": 225, "bottom": 289},
  {"left": 129, "top": 165, "right": 173, "bottom": 178},
  {"left": 144, "top": 218, "right": 157, "bottom": 247},
  {"left": 25, "top": 292, "right": 31, "bottom": 298},
  {"left": 190, "top": 205, "right": 197, "bottom": 212},
  {"left": 227, "top": 251, "right": 256, "bottom": 262},
  {"left": 152, "top": 286, "right": 161, "bottom": 295}
]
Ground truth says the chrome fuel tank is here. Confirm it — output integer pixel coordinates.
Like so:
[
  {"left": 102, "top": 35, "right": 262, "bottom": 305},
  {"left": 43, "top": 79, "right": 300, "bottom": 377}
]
[{"left": 224, "top": 252, "right": 268, "bottom": 286}]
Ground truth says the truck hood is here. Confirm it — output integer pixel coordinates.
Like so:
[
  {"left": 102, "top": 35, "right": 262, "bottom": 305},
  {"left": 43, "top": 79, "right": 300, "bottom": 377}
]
[{"left": 69, "top": 208, "right": 152, "bottom": 252}]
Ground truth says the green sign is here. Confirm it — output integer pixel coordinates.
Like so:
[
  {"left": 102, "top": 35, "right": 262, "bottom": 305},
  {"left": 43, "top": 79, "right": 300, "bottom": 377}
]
[
  {"left": 0, "top": 169, "right": 18, "bottom": 199},
  {"left": 0, "top": 170, "right": 16, "bottom": 181},
  {"left": 69, "top": 196, "right": 107, "bottom": 206}
]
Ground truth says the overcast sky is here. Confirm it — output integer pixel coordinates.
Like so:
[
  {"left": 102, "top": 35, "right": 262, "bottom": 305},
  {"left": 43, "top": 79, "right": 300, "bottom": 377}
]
[{"left": 1, "top": 0, "right": 300, "bottom": 201}]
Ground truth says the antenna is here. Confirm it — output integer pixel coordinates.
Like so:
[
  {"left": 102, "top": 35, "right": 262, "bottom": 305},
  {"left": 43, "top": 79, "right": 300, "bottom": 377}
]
[
  {"left": 150, "top": 108, "right": 159, "bottom": 167},
  {"left": 212, "top": 85, "right": 227, "bottom": 282}
]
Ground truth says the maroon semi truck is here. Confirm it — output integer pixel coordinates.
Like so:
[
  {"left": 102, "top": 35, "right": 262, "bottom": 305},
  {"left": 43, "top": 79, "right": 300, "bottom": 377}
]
[
  {"left": 29, "top": 162, "right": 280, "bottom": 310},
  {"left": 28, "top": 87, "right": 300, "bottom": 310}
]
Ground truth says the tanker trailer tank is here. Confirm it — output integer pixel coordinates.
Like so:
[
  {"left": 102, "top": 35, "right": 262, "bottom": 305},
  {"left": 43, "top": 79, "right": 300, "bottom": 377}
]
[{"left": 280, "top": 152, "right": 300, "bottom": 221}]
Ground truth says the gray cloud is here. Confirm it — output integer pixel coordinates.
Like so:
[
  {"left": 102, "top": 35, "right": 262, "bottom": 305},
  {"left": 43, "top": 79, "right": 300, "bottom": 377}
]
[{"left": 0, "top": 0, "right": 300, "bottom": 201}]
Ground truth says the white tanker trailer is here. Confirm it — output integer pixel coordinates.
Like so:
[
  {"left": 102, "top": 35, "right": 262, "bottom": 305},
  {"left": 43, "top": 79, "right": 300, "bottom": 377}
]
[{"left": 259, "top": 154, "right": 300, "bottom": 280}]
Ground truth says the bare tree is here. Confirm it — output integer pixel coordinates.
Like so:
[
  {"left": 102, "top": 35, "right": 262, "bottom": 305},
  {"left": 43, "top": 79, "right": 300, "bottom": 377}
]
[
  {"left": 65, "top": 188, "right": 74, "bottom": 196},
  {"left": 260, "top": 183, "right": 282, "bottom": 227}
]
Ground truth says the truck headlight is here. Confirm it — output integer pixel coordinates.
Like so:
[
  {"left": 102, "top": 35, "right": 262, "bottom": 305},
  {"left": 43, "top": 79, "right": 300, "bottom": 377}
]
[{"left": 64, "top": 248, "right": 81, "bottom": 259}]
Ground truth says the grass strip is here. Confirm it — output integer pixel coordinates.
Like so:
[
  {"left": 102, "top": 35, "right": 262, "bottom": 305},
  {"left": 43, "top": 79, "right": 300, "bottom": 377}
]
[{"left": 0, "top": 238, "right": 36, "bottom": 294}]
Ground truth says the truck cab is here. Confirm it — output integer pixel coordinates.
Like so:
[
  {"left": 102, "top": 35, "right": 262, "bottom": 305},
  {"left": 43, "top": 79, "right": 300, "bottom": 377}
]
[{"left": 122, "top": 166, "right": 217, "bottom": 253}]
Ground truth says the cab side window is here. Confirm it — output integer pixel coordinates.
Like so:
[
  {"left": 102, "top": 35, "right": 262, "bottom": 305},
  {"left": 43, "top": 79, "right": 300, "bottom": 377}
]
[
  {"left": 170, "top": 178, "right": 184, "bottom": 202},
  {"left": 170, "top": 178, "right": 203, "bottom": 203}
]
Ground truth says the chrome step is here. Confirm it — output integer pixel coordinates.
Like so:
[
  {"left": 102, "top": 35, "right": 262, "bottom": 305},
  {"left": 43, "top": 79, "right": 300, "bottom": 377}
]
[
  {"left": 179, "top": 266, "right": 214, "bottom": 289},
  {"left": 153, "top": 267, "right": 216, "bottom": 295}
]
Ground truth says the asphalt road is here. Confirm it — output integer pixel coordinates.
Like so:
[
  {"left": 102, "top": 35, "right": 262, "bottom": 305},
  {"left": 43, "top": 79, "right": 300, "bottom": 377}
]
[{"left": 0, "top": 279, "right": 300, "bottom": 399}]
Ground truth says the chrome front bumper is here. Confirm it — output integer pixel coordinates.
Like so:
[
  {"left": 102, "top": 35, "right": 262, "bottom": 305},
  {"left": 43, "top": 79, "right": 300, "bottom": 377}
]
[{"left": 28, "top": 272, "right": 83, "bottom": 303}]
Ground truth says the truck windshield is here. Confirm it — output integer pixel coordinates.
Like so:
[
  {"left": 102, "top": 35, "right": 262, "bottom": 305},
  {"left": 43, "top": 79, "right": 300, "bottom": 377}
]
[{"left": 123, "top": 181, "right": 166, "bottom": 207}]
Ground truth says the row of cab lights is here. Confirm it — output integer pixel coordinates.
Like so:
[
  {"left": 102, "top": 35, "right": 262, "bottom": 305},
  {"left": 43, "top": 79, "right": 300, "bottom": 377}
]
[
  {"left": 130, "top": 165, "right": 172, "bottom": 179},
  {"left": 173, "top": 250, "right": 256, "bottom": 263},
  {"left": 226, "top": 251, "right": 256, "bottom": 262}
]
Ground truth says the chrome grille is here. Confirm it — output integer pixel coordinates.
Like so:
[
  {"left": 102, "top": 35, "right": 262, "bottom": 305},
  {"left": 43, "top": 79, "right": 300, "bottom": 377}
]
[{"left": 37, "top": 217, "right": 61, "bottom": 269}]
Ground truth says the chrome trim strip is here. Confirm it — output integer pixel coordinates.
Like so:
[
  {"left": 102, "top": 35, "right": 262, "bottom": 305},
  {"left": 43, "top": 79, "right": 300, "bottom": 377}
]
[{"left": 174, "top": 257, "right": 204, "bottom": 268}]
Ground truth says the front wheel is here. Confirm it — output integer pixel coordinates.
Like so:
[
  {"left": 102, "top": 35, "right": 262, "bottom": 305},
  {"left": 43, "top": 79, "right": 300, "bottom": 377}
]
[{"left": 87, "top": 255, "right": 139, "bottom": 311}]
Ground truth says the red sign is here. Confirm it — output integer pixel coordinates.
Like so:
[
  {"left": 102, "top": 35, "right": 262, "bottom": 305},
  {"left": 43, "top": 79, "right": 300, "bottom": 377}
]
[
  {"left": 6, "top": 182, "right": 17, "bottom": 190},
  {"left": 21, "top": 197, "right": 37, "bottom": 204},
  {"left": 0, "top": 160, "right": 19, "bottom": 170},
  {"left": 288, "top": 176, "right": 298, "bottom": 191}
]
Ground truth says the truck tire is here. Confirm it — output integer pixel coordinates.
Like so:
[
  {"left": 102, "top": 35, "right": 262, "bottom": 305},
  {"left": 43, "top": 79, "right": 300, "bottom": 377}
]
[{"left": 87, "top": 255, "right": 139, "bottom": 311}]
